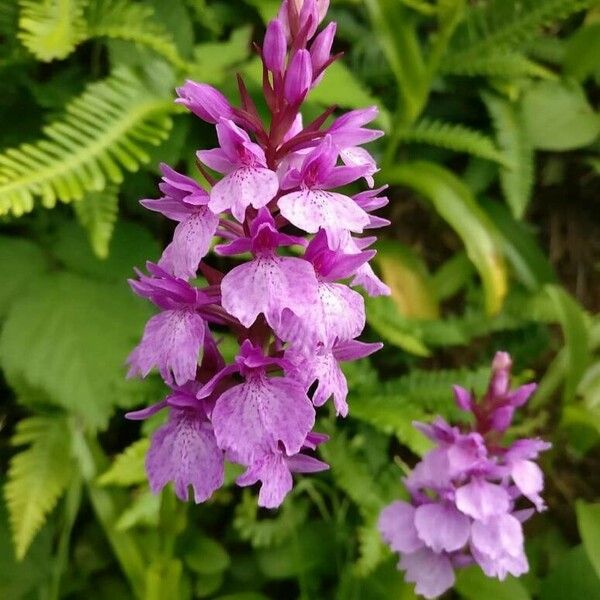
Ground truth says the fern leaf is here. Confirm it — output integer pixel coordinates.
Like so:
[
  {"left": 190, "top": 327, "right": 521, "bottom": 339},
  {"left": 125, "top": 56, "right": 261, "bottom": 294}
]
[
  {"left": 18, "top": 0, "right": 87, "bottom": 61},
  {"left": 355, "top": 520, "right": 386, "bottom": 576},
  {"left": 442, "top": 50, "right": 554, "bottom": 78},
  {"left": 397, "top": 119, "right": 511, "bottom": 166},
  {"left": 98, "top": 438, "right": 149, "bottom": 487},
  {"left": 483, "top": 92, "right": 534, "bottom": 219},
  {"left": 0, "top": 68, "right": 173, "bottom": 217},
  {"left": 5, "top": 415, "right": 75, "bottom": 560},
  {"left": 86, "top": 0, "right": 188, "bottom": 69},
  {"left": 73, "top": 185, "right": 119, "bottom": 259},
  {"left": 446, "top": 0, "right": 593, "bottom": 65}
]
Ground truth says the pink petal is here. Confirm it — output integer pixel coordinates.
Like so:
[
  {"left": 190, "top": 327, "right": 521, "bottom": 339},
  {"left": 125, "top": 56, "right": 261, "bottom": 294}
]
[
  {"left": 278, "top": 189, "right": 369, "bottom": 247},
  {"left": 511, "top": 459, "right": 546, "bottom": 511},
  {"left": 378, "top": 500, "right": 424, "bottom": 554},
  {"left": 158, "top": 208, "right": 219, "bottom": 279},
  {"left": 209, "top": 167, "right": 279, "bottom": 222},
  {"left": 211, "top": 376, "right": 315, "bottom": 464},
  {"left": 414, "top": 503, "right": 471, "bottom": 553},
  {"left": 237, "top": 451, "right": 293, "bottom": 509},
  {"left": 221, "top": 256, "right": 318, "bottom": 330},
  {"left": 399, "top": 548, "right": 455, "bottom": 599},
  {"left": 455, "top": 478, "right": 510, "bottom": 521},
  {"left": 127, "top": 309, "right": 205, "bottom": 386},
  {"left": 146, "top": 409, "right": 224, "bottom": 503}
]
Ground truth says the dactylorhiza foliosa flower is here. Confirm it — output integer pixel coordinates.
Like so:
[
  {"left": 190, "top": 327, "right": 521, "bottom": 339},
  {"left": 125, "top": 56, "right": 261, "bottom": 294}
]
[
  {"left": 126, "top": 0, "right": 389, "bottom": 509},
  {"left": 378, "top": 352, "right": 551, "bottom": 599}
]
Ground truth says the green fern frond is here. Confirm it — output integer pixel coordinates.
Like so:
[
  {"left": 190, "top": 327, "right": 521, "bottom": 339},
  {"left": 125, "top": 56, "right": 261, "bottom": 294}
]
[
  {"left": 5, "top": 415, "right": 75, "bottom": 560},
  {"left": 397, "top": 119, "right": 511, "bottom": 166},
  {"left": 98, "top": 438, "right": 149, "bottom": 487},
  {"left": 441, "top": 50, "right": 554, "bottom": 79},
  {"left": 18, "top": 0, "right": 87, "bottom": 61},
  {"left": 73, "top": 185, "right": 119, "bottom": 259},
  {"left": 0, "top": 68, "right": 173, "bottom": 217},
  {"left": 446, "top": 0, "right": 592, "bottom": 65},
  {"left": 483, "top": 92, "right": 534, "bottom": 219},
  {"left": 0, "top": 0, "right": 19, "bottom": 35},
  {"left": 355, "top": 521, "right": 386, "bottom": 576},
  {"left": 86, "top": 0, "right": 188, "bottom": 69}
]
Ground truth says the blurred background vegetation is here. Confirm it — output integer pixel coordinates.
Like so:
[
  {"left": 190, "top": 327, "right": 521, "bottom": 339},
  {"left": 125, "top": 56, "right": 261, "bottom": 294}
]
[{"left": 0, "top": 0, "right": 599, "bottom": 598}]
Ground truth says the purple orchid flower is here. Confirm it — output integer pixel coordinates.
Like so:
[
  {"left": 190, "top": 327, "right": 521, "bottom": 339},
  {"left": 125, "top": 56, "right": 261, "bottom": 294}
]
[{"left": 379, "top": 352, "right": 550, "bottom": 599}]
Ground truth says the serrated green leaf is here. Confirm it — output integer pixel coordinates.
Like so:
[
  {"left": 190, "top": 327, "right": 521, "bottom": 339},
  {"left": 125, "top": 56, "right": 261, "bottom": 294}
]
[
  {"left": 442, "top": 50, "right": 553, "bottom": 78},
  {"left": 382, "top": 161, "right": 507, "bottom": 315},
  {"left": 0, "top": 68, "right": 173, "bottom": 217},
  {"left": 115, "top": 489, "right": 160, "bottom": 531},
  {"left": 98, "top": 438, "right": 150, "bottom": 487},
  {"left": 73, "top": 185, "right": 119, "bottom": 259},
  {"left": 397, "top": 118, "right": 510, "bottom": 166},
  {"left": 0, "top": 272, "right": 153, "bottom": 429},
  {"left": 483, "top": 93, "right": 534, "bottom": 219},
  {"left": 18, "top": 0, "right": 87, "bottom": 61},
  {"left": 5, "top": 415, "right": 75, "bottom": 560},
  {"left": 355, "top": 518, "right": 387, "bottom": 576}
]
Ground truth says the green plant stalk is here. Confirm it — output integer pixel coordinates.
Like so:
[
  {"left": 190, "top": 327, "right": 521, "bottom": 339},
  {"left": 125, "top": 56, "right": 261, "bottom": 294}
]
[{"left": 70, "top": 426, "right": 146, "bottom": 598}]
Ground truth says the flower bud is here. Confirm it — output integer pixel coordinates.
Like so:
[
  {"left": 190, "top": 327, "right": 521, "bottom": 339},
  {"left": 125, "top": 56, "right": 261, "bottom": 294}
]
[
  {"left": 284, "top": 49, "right": 312, "bottom": 104},
  {"left": 264, "top": 19, "right": 287, "bottom": 74},
  {"left": 310, "top": 21, "right": 336, "bottom": 74},
  {"left": 175, "top": 81, "right": 233, "bottom": 124}
]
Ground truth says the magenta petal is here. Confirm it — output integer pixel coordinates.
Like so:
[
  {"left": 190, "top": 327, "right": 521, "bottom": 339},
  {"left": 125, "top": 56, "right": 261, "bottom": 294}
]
[
  {"left": 221, "top": 256, "right": 318, "bottom": 330},
  {"left": 414, "top": 503, "right": 471, "bottom": 553},
  {"left": 455, "top": 478, "right": 510, "bottom": 521},
  {"left": 378, "top": 501, "right": 423, "bottom": 554},
  {"left": 209, "top": 167, "right": 279, "bottom": 222},
  {"left": 146, "top": 409, "right": 224, "bottom": 503},
  {"left": 127, "top": 309, "right": 205, "bottom": 386},
  {"left": 399, "top": 548, "right": 455, "bottom": 600},
  {"left": 211, "top": 375, "right": 315, "bottom": 464}
]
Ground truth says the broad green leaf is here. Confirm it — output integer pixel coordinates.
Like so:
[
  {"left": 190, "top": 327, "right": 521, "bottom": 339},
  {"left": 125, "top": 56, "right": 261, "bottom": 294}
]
[
  {"left": 73, "top": 185, "right": 119, "bottom": 259},
  {"left": 564, "top": 23, "right": 600, "bottom": 81},
  {"left": 576, "top": 501, "right": 600, "bottom": 579},
  {"left": 383, "top": 161, "right": 507, "bottom": 314},
  {"left": 0, "top": 236, "right": 47, "bottom": 317},
  {"left": 539, "top": 545, "right": 600, "bottom": 600},
  {"left": 521, "top": 81, "right": 600, "bottom": 150},
  {"left": 5, "top": 415, "right": 75, "bottom": 560},
  {"left": 185, "top": 536, "right": 230, "bottom": 575},
  {"left": 375, "top": 240, "right": 439, "bottom": 319},
  {"left": 483, "top": 92, "right": 534, "bottom": 218},
  {"left": 431, "top": 252, "right": 474, "bottom": 301},
  {"left": 18, "top": 0, "right": 86, "bottom": 61},
  {"left": 0, "top": 272, "right": 153, "bottom": 429},
  {"left": 456, "top": 566, "right": 531, "bottom": 600},
  {"left": 52, "top": 220, "right": 159, "bottom": 282},
  {"left": 98, "top": 439, "right": 150, "bottom": 487},
  {"left": 481, "top": 199, "right": 556, "bottom": 289},
  {"left": 195, "top": 572, "right": 224, "bottom": 598},
  {"left": 545, "top": 284, "right": 590, "bottom": 401}
]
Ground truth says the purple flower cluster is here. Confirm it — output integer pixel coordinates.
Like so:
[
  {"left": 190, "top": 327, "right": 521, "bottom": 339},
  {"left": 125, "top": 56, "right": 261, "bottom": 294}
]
[
  {"left": 126, "top": 0, "right": 389, "bottom": 509},
  {"left": 378, "top": 352, "right": 551, "bottom": 598}
]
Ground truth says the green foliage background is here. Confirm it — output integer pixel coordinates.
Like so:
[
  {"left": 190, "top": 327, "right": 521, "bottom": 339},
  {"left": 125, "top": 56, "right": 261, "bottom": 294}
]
[{"left": 0, "top": 0, "right": 599, "bottom": 598}]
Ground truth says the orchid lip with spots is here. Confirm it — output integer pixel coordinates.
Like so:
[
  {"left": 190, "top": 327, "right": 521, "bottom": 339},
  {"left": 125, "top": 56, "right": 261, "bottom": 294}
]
[{"left": 126, "top": 0, "right": 388, "bottom": 509}]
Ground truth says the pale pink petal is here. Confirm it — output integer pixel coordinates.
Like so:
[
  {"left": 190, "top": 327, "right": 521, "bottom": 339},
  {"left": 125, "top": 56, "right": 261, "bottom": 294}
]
[
  {"left": 399, "top": 548, "right": 455, "bottom": 599},
  {"left": 378, "top": 501, "right": 423, "bottom": 554},
  {"left": 455, "top": 479, "right": 510, "bottom": 521},
  {"left": 146, "top": 409, "right": 224, "bottom": 503},
  {"left": 209, "top": 167, "right": 279, "bottom": 222},
  {"left": 236, "top": 451, "right": 293, "bottom": 509},
  {"left": 278, "top": 189, "right": 369, "bottom": 247},
  {"left": 127, "top": 309, "right": 205, "bottom": 386},
  {"left": 511, "top": 459, "right": 546, "bottom": 511},
  {"left": 221, "top": 256, "right": 318, "bottom": 329},
  {"left": 340, "top": 146, "right": 377, "bottom": 187},
  {"left": 159, "top": 208, "right": 219, "bottom": 279},
  {"left": 211, "top": 376, "right": 315, "bottom": 464},
  {"left": 414, "top": 503, "right": 471, "bottom": 553}
]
